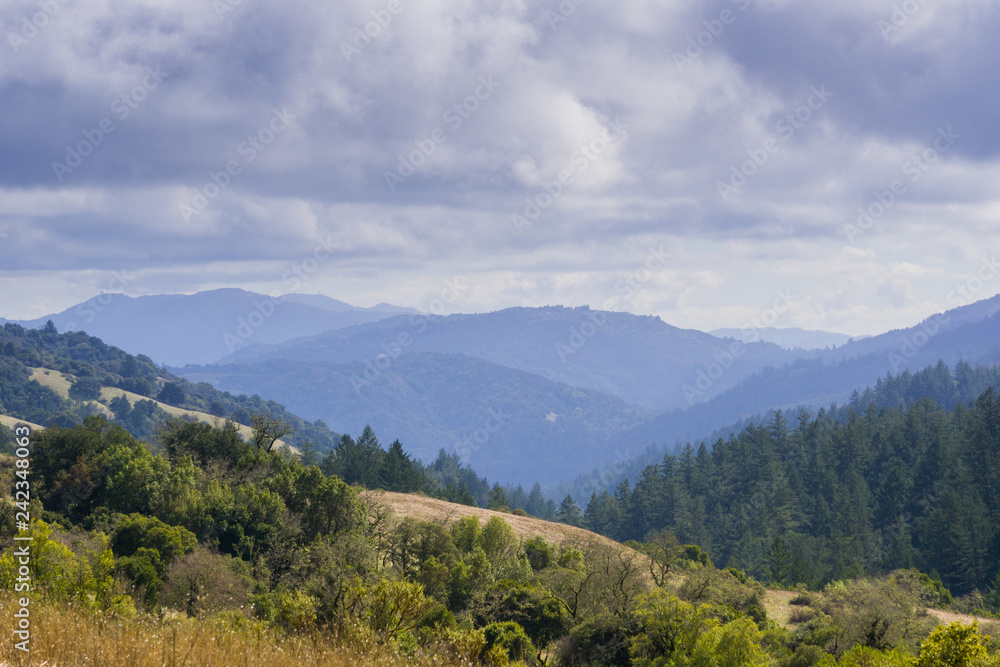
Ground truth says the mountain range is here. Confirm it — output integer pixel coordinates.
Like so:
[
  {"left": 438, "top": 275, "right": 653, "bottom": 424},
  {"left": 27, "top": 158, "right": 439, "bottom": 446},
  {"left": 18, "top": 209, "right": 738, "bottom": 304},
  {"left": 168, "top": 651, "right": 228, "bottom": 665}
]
[
  {"left": 0, "top": 289, "right": 417, "bottom": 367},
  {"left": 7, "top": 289, "right": 1000, "bottom": 486},
  {"left": 709, "top": 327, "right": 865, "bottom": 350}
]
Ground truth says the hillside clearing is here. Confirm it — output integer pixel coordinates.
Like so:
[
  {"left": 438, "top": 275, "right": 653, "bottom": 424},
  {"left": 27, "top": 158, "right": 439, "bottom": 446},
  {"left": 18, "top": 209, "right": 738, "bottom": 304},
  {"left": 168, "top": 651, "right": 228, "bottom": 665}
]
[
  {"left": 0, "top": 414, "right": 45, "bottom": 432},
  {"left": 21, "top": 367, "right": 293, "bottom": 452},
  {"left": 364, "top": 489, "right": 627, "bottom": 550}
]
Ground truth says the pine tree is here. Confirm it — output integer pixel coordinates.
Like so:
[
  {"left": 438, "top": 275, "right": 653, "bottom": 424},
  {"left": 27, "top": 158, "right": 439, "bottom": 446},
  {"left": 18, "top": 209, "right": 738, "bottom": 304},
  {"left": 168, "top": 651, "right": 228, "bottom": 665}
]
[
  {"left": 557, "top": 495, "right": 583, "bottom": 526},
  {"left": 381, "top": 439, "right": 419, "bottom": 492},
  {"left": 488, "top": 483, "right": 510, "bottom": 511}
]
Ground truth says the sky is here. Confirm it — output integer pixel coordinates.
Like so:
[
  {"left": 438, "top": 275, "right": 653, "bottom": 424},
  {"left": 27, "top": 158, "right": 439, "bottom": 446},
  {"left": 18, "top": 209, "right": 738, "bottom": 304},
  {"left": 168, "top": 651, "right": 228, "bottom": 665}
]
[{"left": 1, "top": 0, "right": 998, "bottom": 337}]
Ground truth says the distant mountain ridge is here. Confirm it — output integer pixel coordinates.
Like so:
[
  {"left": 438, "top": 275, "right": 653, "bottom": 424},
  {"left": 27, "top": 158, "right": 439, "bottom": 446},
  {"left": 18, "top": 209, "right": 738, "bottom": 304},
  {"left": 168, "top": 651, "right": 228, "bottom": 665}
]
[
  {"left": 710, "top": 327, "right": 865, "bottom": 350},
  {"left": 1, "top": 289, "right": 418, "bottom": 367},
  {"left": 9, "top": 289, "right": 1000, "bottom": 490},
  {"left": 218, "top": 306, "right": 798, "bottom": 412}
]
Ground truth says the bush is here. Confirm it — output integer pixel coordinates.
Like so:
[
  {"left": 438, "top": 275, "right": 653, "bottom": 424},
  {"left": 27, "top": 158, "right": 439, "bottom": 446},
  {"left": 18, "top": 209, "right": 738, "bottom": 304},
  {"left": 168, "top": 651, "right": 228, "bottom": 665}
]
[
  {"left": 484, "top": 621, "right": 537, "bottom": 665},
  {"left": 159, "top": 550, "right": 254, "bottom": 618},
  {"left": 917, "top": 621, "right": 989, "bottom": 667},
  {"left": 524, "top": 536, "right": 552, "bottom": 570},
  {"left": 789, "top": 607, "right": 821, "bottom": 624},
  {"left": 157, "top": 382, "right": 185, "bottom": 406},
  {"left": 790, "top": 591, "right": 814, "bottom": 606},
  {"left": 814, "top": 577, "right": 938, "bottom": 656},
  {"left": 69, "top": 376, "right": 102, "bottom": 401}
]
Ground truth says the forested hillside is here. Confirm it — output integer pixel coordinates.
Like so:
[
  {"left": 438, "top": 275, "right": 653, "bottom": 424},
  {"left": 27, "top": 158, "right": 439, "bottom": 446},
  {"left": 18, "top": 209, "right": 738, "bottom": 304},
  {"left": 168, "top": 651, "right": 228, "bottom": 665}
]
[
  {"left": 0, "top": 321, "right": 344, "bottom": 451},
  {"left": 571, "top": 360, "right": 1000, "bottom": 501},
  {"left": 4, "top": 416, "right": 996, "bottom": 666},
  {"left": 582, "top": 362, "right": 1000, "bottom": 601}
]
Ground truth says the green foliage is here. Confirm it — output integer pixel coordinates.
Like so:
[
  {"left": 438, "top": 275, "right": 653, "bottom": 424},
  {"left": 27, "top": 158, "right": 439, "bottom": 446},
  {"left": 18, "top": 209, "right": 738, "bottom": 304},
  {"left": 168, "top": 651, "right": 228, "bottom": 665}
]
[
  {"left": 476, "top": 580, "right": 569, "bottom": 649},
  {"left": 524, "top": 536, "right": 552, "bottom": 570},
  {"left": 110, "top": 513, "right": 196, "bottom": 601},
  {"left": 582, "top": 374, "right": 1000, "bottom": 597},
  {"left": 0, "top": 520, "right": 131, "bottom": 613},
  {"left": 69, "top": 376, "right": 102, "bottom": 401},
  {"left": 488, "top": 483, "right": 511, "bottom": 511},
  {"left": 676, "top": 616, "right": 771, "bottom": 667},
  {"left": 677, "top": 567, "right": 767, "bottom": 625},
  {"left": 557, "top": 495, "right": 583, "bottom": 526},
  {"left": 349, "top": 578, "right": 436, "bottom": 643},
  {"left": 483, "top": 621, "right": 537, "bottom": 665},
  {"left": 452, "top": 515, "right": 482, "bottom": 553},
  {"left": 917, "top": 622, "right": 990, "bottom": 667},
  {"left": 32, "top": 416, "right": 144, "bottom": 521},
  {"left": 156, "top": 382, "right": 185, "bottom": 406},
  {"left": 837, "top": 645, "right": 915, "bottom": 666},
  {"left": 481, "top": 516, "right": 531, "bottom": 583},
  {"left": 792, "top": 576, "right": 939, "bottom": 658}
]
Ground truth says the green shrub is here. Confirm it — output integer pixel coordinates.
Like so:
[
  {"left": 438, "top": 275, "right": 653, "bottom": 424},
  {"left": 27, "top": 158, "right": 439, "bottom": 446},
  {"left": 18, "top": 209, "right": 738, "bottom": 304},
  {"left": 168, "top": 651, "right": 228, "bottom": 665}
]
[{"left": 484, "top": 621, "right": 537, "bottom": 665}]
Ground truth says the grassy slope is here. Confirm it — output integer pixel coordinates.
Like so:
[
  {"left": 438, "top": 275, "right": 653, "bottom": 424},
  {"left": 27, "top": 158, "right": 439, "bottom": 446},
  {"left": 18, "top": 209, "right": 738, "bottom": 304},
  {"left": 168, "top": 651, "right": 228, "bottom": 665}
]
[
  {"left": 366, "top": 490, "right": 627, "bottom": 550},
  {"left": 19, "top": 366, "right": 293, "bottom": 452},
  {"left": 371, "top": 491, "right": 996, "bottom": 630},
  {"left": 0, "top": 414, "right": 45, "bottom": 431}
]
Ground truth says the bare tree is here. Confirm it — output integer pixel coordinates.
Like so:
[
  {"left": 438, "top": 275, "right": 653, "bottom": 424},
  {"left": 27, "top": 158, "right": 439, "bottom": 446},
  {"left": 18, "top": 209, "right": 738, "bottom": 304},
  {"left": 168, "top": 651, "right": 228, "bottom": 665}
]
[
  {"left": 647, "top": 530, "right": 684, "bottom": 588},
  {"left": 249, "top": 412, "right": 293, "bottom": 452},
  {"left": 584, "top": 540, "right": 650, "bottom": 619}
]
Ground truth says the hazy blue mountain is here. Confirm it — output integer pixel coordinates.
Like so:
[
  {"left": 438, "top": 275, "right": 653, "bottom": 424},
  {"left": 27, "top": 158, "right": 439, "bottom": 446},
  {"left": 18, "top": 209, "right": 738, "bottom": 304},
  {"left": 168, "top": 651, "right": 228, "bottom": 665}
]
[
  {"left": 595, "top": 295, "right": 1000, "bottom": 473},
  {"left": 178, "top": 351, "right": 654, "bottom": 484},
  {"left": 1, "top": 289, "right": 418, "bottom": 367},
  {"left": 220, "top": 306, "right": 798, "bottom": 411},
  {"left": 710, "top": 327, "right": 865, "bottom": 350}
]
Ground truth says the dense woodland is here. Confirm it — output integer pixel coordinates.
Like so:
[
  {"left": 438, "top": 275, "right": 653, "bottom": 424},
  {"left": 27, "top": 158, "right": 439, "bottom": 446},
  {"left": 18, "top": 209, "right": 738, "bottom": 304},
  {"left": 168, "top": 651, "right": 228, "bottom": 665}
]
[{"left": 581, "top": 361, "right": 1000, "bottom": 600}]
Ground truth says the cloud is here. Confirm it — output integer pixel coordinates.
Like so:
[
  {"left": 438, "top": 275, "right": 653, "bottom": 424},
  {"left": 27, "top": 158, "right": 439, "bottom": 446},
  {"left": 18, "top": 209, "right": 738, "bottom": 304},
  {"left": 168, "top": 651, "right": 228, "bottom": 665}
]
[{"left": 1, "top": 0, "right": 999, "bottom": 334}]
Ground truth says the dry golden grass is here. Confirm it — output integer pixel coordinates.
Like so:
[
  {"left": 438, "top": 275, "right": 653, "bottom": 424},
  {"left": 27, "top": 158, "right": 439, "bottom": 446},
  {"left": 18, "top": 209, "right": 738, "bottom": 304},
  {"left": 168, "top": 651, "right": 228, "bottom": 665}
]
[
  {"left": 14, "top": 367, "right": 292, "bottom": 452},
  {"left": 96, "top": 383, "right": 293, "bottom": 453},
  {"left": 0, "top": 597, "right": 465, "bottom": 667},
  {"left": 365, "top": 490, "right": 626, "bottom": 550},
  {"left": 0, "top": 416, "right": 44, "bottom": 432},
  {"left": 27, "top": 368, "right": 113, "bottom": 420},
  {"left": 27, "top": 368, "right": 73, "bottom": 399}
]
